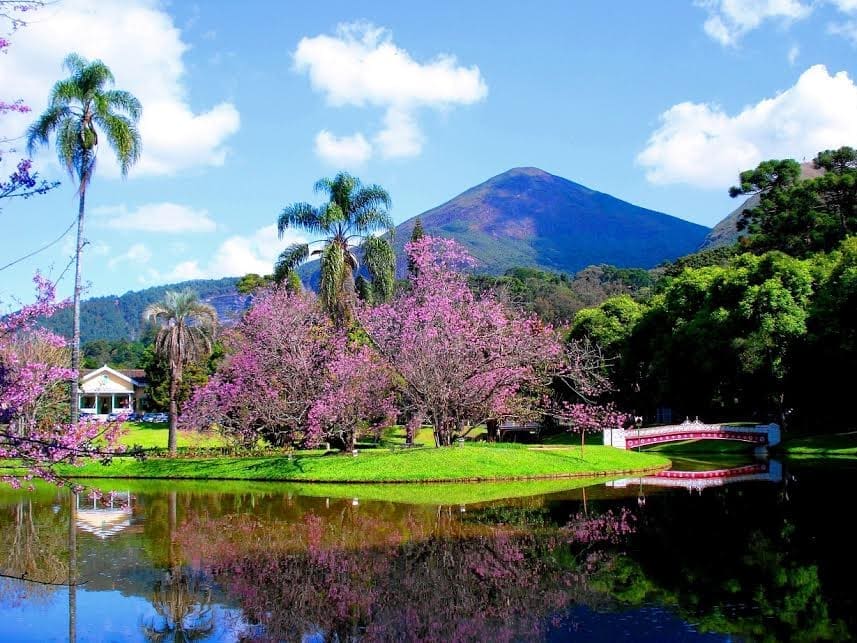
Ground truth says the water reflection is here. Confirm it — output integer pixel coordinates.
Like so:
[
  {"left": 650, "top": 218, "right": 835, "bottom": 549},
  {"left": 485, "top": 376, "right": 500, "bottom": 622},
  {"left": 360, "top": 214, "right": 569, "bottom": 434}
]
[
  {"left": 609, "top": 459, "right": 783, "bottom": 493},
  {"left": 0, "top": 459, "right": 852, "bottom": 641}
]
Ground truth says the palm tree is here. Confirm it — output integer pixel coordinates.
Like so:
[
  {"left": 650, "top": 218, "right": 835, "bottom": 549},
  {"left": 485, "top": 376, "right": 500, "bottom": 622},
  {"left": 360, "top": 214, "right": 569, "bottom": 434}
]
[
  {"left": 27, "top": 53, "right": 142, "bottom": 425},
  {"left": 275, "top": 172, "right": 395, "bottom": 324},
  {"left": 143, "top": 290, "right": 217, "bottom": 456}
]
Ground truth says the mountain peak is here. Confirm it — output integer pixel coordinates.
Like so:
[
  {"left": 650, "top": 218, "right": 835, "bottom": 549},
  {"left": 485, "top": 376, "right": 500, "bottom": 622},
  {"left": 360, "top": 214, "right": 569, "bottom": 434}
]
[
  {"left": 498, "top": 166, "right": 554, "bottom": 177},
  {"left": 393, "top": 168, "right": 708, "bottom": 275}
]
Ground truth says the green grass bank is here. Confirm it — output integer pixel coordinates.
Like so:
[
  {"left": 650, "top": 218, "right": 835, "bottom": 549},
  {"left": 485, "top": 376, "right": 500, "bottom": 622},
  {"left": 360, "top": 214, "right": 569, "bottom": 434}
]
[
  {"left": 641, "top": 432, "right": 857, "bottom": 459},
  {"left": 58, "top": 443, "right": 669, "bottom": 483}
]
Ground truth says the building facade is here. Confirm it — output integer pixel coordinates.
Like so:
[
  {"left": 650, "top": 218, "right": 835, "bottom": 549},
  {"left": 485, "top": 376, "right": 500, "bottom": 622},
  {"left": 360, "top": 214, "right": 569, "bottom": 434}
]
[{"left": 79, "top": 365, "right": 148, "bottom": 417}]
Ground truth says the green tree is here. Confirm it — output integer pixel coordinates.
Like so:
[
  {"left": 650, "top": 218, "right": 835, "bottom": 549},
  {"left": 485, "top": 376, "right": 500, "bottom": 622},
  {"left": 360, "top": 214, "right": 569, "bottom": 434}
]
[
  {"left": 142, "top": 344, "right": 220, "bottom": 420},
  {"left": 26, "top": 53, "right": 142, "bottom": 424},
  {"left": 629, "top": 253, "right": 813, "bottom": 422},
  {"left": 235, "top": 273, "right": 273, "bottom": 294},
  {"left": 570, "top": 294, "right": 645, "bottom": 353},
  {"left": 730, "top": 148, "right": 857, "bottom": 256},
  {"left": 794, "top": 237, "right": 857, "bottom": 427},
  {"left": 143, "top": 290, "right": 217, "bottom": 455},
  {"left": 407, "top": 217, "right": 426, "bottom": 277},
  {"left": 81, "top": 338, "right": 146, "bottom": 369},
  {"left": 274, "top": 172, "right": 394, "bottom": 324}
]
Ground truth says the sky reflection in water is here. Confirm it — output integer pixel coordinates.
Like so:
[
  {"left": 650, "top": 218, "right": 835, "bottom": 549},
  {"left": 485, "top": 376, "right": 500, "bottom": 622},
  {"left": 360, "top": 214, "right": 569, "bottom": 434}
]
[{"left": 0, "top": 458, "right": 853, "bottom": 642}]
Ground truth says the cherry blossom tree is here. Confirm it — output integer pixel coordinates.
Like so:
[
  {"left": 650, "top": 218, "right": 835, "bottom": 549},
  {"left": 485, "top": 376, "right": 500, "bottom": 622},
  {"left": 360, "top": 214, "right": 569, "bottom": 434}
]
[
  {"left": 0, "top": 276, "right": 125, "bottom": 487},
  {"left": 0, "top": 7, "right": 59, "bottom": 211},
  {"left": 546, "top": 339, "right": 631, "bottom": 455},
  {"left": 307, "top": 341, "right": 396, "bottom": 452},
  {"left": 359, "top": 237, "right": 562, "bottom": 446},
  {"left": 181, "top": 288, "right": 395, "bottom": 451}
]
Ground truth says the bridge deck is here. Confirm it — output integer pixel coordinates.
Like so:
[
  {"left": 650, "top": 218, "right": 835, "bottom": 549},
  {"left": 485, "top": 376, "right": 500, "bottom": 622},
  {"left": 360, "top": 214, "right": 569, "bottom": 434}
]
[{"left": 605, "top": 421, "right": 780, "bottom": 449}]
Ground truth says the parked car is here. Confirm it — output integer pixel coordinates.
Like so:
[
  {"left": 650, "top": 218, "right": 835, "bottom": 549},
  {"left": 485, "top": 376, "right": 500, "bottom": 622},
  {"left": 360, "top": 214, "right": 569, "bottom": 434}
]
[
  {"left": 107, "top": 410, "right": 134, "bottom": 422},
  {"left": 153, "top": 412, "right": 169, "bottom": 423},
  {"left": 142, "top": 412, "right": 157, "bottom": 423}
]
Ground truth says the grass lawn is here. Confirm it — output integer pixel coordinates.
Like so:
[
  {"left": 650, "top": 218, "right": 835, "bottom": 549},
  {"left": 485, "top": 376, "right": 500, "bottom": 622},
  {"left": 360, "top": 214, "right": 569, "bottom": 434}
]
[
  {"left": 67, "top": 476, "right": 611, "bottom": 506},
  {"left": 118, "top": 422, "right": 227, "bottom": 450},
  {"left": 641, "top": 439, "right": 756, "bottom": 456},
  {"left": 779, "top": 432, "right": 857, "bottom": 458},
  {"left": 58, "top": 442, "right": 669, "bottom": 483}
]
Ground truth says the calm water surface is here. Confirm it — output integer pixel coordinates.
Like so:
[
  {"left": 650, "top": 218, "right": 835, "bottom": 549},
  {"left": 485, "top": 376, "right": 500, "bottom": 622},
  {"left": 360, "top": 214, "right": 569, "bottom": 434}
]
[{"left": 0, "top": 457, "right": 854, "bottom": 642}]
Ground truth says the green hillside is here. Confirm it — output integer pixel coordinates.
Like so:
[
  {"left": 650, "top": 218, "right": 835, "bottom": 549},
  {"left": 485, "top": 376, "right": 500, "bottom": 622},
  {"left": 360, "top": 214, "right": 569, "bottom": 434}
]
[{"left": 41, "top": 277, "right": 245, "bottom": 342}]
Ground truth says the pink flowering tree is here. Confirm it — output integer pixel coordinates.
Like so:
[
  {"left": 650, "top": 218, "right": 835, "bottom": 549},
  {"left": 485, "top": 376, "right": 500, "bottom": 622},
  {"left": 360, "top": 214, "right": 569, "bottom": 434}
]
[
  {"left": 0, "top": 275, "right": 125, "bottom": 487},
  {"left": 181, "top": 288, "right": 395, "bottom": 451},
  {"left": 546, "top": 339, "right": 631, "bottom": 455},
  {"left": 359, "top": 237, "right": 562, "bottom": 447},
  {"left": 0, "top": 4, "right": 58, "bottom": 210},
  {"left": 307, "top": 341, "right": 396, "bottom": 452}
]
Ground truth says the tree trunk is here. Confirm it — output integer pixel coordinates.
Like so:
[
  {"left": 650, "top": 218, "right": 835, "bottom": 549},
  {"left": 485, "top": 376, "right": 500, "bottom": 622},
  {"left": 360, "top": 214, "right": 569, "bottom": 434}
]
[
  {"left": 69, "top": 184, "right": 86, "bottom": 426},
  {"left": 168, "top": 368, "right": 179, "bottom": 456},
  {"left": 580, "top": 429, "right": 585, "bottom": 458},
  {"left": 68, "top": 490, "right": 77, "bottom": 643},
  {"left": 486, "top": 419, "right": 499, "bottom": 443},
  {"left": 168, "top": 490, "right": 177, "bottom": 570}
]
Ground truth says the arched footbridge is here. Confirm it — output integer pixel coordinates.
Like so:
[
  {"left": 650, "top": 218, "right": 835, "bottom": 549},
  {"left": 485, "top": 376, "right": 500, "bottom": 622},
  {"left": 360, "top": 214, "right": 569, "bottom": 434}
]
[{"left": 603, "top": 420, "right": 780, "bottom": 450}]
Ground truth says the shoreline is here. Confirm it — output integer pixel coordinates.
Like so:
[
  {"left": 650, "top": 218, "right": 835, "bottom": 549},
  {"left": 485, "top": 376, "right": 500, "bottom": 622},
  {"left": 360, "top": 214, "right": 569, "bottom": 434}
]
[
  {"left": 52, "top": 445, "right": 671, "bottom": 484},
  {"left": 62, "top": 463, "right": 671, "bottom": 484}
]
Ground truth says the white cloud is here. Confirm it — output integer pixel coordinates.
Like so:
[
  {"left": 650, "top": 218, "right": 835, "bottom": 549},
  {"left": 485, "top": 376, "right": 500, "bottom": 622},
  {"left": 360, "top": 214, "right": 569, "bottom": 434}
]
[
  {"left": 94, "top": 202, "right": 217, "bottom": 233},
  {"left": 108, "top": 243, "right": 152, "bottom": 268},
  {"left": 0, "top": 0, "right": 240, "bottom": 177},
  {"left": 830, "top": 0, "right": 857, "bottom": 11},
  {"left": 637, "top": 65, "right": 857, "bottom": 188},
  {"left": 788, "top": 44, "right": 800, "bottom": 64},
  {"left": 374, "top": 108, "right": 424, "bottom": 159},
  {"left": 696, "top": 0, "right": 811, "bottom": 46},
  {"left": 166, "top": 225, "right": 308, "bottom": 280},
  {"left": 294, "top": 22, "right": 487, "bottom": 160},
  {"left": 314, "top": 130, "right": 372, "bottom": 166},
  {"left": 697, "top": 0, "right": 857, "bottom": 45},
  {"left": 169, "top": 260, "right": 206, "bottom": 281},
  {"left": 828, "top": 20, "right": 857, "bottom": 44}
]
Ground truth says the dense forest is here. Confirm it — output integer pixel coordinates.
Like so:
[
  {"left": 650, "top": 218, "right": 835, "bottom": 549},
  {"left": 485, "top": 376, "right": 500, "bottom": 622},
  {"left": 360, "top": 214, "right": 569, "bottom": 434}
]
[
  {"left": 42, "top": 277, "right": 242, "bottom": 343},
  {"left": 570, "top": 147, "right": 857, "bottom": 432}
]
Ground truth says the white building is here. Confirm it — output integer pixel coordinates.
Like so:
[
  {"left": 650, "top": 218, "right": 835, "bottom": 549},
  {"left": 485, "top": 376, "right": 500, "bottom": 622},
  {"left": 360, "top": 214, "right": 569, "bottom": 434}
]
[{"left": 78, "top": 365, "right": 148, "bottom": 418}]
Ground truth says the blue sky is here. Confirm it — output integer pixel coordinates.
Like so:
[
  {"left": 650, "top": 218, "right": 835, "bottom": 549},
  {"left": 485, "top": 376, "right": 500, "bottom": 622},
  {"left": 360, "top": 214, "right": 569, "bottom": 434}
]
[{"left": 2, "top": 0, "right": 857, "bottom": 303}]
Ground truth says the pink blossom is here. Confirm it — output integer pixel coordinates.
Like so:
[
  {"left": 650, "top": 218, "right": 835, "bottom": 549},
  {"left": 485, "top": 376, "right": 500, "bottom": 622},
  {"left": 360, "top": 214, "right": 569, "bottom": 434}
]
[
  {"left": 359, "top": 236, "right": 562, "bottom": 446},
  {"left": 0, "top": 275, "right": 126, "bottom": 487}
]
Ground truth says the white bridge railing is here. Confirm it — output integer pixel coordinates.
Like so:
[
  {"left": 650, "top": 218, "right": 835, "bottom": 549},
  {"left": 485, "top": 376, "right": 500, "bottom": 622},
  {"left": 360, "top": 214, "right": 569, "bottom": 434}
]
[{"left": 604, "top": 419, "right": 780, "bottom": 449}]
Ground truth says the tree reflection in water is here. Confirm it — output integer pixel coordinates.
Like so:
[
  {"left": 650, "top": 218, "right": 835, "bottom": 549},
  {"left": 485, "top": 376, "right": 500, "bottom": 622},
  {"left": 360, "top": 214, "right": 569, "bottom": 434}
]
[
  {"left": 178, "top": 503, "right": 636, "bottom": 642},
  {"left": 0, "top": 494, "right": 68, "bottom": 606},
  {"left": 143, "top": 490, "right": 216, "bottom": 642},
  {"left": 1, "top": 466, "right": 853, "bottom": 641},
  {"left": 143, "top": 569, "right": 214, "bottom": 642}
]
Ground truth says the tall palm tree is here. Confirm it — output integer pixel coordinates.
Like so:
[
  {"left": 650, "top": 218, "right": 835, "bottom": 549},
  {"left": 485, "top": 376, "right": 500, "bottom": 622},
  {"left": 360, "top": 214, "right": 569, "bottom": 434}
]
[
  {"left": 143, "top": 290, "right": 217, "bottom": 456},
  {"left": 275, "top": 172, "right": 395, "bottom": 324},
  {"left": 27, "top": 53, "right": 142, "bottom": 425}
]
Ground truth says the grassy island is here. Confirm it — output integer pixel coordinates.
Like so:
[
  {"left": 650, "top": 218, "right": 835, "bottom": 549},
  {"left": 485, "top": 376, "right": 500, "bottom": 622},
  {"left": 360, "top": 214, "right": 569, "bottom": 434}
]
[{"left": 57, "top": 442, "right": 669, "bottom": 484}]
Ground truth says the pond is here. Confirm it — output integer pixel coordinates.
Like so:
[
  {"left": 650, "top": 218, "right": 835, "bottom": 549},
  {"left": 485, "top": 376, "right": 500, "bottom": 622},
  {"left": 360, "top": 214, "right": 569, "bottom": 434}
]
[{"left": 0, "top": 457, "right": 854, "bottom": 642}]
